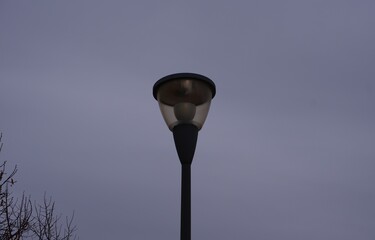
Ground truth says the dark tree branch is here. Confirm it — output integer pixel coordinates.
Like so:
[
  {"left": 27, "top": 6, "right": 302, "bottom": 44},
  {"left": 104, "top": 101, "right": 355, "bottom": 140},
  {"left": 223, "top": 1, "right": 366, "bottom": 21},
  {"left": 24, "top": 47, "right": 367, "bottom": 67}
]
[{"left": 0, "top": 133, "right": 78, "bottom": 240}]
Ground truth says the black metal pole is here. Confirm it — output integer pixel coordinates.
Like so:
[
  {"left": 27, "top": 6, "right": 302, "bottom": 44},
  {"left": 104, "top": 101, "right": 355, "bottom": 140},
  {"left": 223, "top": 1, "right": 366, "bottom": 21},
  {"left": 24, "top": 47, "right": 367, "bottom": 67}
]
[
  {"left": 173, "top": 124, "right": 198, "bottom": 240},
  {"left": 181, "top": 163, "right": 191, "bottom": 240}
]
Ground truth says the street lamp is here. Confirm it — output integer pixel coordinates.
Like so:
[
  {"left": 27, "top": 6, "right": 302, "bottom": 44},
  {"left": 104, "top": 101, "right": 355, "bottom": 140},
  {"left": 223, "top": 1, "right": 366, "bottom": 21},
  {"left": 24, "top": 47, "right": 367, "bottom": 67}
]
[{"left": 153, "top": 73, "right": 216, "bottom": 240}]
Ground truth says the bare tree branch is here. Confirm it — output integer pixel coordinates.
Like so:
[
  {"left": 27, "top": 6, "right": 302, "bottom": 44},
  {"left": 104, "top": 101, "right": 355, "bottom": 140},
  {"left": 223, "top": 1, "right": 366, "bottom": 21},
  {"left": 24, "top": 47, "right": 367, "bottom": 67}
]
[{"left": 0, "top": 133, "right": 78, "bottom": 240}]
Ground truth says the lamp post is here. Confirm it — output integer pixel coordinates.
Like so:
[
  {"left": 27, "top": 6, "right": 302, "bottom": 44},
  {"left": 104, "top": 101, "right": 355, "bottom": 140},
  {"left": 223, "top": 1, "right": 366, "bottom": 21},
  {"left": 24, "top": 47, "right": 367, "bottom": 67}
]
[{"left": 153, "top": 73, "right": 216, "bottom": 240}]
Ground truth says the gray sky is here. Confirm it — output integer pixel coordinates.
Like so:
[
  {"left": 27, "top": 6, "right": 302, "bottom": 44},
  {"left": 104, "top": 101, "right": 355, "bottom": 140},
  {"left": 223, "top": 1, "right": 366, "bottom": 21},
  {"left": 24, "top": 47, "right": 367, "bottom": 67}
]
[{"left": 1, "top": 0, "right": 374, "bottom": 239}]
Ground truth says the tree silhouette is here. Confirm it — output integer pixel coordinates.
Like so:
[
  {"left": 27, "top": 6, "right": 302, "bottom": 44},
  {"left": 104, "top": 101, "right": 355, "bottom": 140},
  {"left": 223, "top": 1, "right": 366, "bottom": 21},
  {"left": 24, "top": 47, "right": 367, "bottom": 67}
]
[{"left": 0, "top": 133, "right": 78, "bottom": 240}]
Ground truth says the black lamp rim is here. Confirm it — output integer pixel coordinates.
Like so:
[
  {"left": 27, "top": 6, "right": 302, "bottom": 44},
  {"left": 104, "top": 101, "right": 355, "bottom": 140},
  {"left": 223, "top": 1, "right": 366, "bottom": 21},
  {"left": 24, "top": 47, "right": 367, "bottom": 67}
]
[{"left": 153, "top": 73, "right": 216, "bottom": 100}]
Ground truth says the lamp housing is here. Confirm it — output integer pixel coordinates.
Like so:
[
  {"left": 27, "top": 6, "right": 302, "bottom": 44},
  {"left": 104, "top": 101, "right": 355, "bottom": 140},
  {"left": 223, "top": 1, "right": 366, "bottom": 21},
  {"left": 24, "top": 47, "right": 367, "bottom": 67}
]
[{"left": 153, "top": 73, "right": 216, "bottom": 131}]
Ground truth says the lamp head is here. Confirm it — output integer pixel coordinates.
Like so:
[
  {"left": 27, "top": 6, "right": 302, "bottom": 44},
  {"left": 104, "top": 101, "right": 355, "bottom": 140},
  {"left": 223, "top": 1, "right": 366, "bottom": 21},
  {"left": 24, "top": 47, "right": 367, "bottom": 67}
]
[{"left": 153, "top": 73, "right": 216, "bottom": 131}]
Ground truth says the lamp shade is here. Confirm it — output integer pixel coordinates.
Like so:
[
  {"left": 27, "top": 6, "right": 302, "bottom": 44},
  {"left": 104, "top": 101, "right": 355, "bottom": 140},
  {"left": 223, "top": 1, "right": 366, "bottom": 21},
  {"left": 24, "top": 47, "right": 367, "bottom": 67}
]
[{"left": 153, "top": 73, "right": 216, "bottom": 131}]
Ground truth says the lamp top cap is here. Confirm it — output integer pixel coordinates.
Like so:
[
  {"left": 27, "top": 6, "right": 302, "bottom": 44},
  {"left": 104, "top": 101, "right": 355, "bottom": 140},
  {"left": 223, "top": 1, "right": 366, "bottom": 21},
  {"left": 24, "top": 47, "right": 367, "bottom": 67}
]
[{"left": 153, "top": 73, "right": 216, "bottom": 100}]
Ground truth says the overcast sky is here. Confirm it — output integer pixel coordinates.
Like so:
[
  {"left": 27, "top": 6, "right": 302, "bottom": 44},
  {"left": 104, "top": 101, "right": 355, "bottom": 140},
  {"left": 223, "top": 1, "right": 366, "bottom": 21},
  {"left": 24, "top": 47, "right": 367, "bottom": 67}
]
[{"left": 1, "top": 1, "right": 375, "bottom": 239}]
